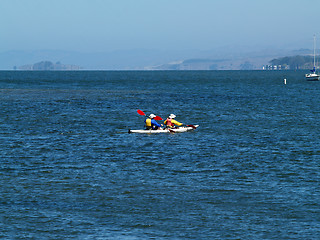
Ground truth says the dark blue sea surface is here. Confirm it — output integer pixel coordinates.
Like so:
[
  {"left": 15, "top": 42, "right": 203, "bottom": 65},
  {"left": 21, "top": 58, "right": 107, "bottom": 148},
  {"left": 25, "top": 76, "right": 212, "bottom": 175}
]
[{"left": 0, "top": 70, "right": 319, "bottom": 239}]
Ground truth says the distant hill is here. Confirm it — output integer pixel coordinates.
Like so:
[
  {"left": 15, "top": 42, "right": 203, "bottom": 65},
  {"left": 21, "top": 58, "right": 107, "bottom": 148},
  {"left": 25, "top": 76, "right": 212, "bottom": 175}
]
[
  {"left": 269, "top": 55, "right": 316, "bottom": 70},
  {"left": 0, "top": 48, "right": 313, "bottom": 70},
  {"left": 149, "top": 58, "right": 258, "bottom": 70},
  {"left": 0, "top": 49, "right": 191, "bottom": 70},
  {"left": 149, "top": 59, "right": 228, "bottom": 70},
  {"left": 147, "top": 48, "right": 312, "bottom": 70},
  {"left": 17, "top": 61, "right": 82, "bottom": 70}
]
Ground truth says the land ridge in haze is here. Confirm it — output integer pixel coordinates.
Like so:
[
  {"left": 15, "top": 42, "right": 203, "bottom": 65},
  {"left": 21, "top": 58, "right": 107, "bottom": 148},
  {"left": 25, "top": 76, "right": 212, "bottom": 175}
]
[{"left": 0, "top": 47, "right": 311, "bottom": 70}]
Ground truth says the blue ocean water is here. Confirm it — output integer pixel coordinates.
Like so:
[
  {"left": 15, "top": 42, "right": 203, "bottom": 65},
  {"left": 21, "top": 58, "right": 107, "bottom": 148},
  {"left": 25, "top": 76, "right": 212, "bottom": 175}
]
[{"left": 0, "top": 70, "right": 319, "bottom": 239}]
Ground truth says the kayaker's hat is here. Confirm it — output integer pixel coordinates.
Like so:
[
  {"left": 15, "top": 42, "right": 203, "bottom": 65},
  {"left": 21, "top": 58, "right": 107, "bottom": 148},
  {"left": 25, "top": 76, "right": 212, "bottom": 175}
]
[
  {"left": 149, "top": 114, "right": 156, "bottom": 119},
  {"left": 169, "top": 114, "right": 176, "bottom": 119}
]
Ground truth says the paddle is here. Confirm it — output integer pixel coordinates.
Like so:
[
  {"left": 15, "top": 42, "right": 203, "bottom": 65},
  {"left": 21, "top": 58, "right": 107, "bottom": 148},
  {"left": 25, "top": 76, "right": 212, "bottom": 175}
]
[
  {"left": 137, "top": 109, "right": 163, "bottom": 120},
  {"left": 137, "top": 109, "right": 146, "bottom": 116},
  {"left": 186, "top": 124, "right": 197, "bottom": 129}
]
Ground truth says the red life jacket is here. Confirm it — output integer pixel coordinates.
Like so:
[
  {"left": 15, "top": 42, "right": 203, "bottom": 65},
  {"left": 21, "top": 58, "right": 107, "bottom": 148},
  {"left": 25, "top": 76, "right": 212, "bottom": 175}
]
[{"left": 165, "top": 118, "right": 174, "bottom": 127}]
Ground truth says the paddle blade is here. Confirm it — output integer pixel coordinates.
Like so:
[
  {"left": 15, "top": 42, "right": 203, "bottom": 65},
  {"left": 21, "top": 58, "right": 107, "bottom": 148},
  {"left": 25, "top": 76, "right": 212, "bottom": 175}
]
[
  {"left": 154, "top": 116, "right": 163, "bottom": 120},
  {"left": 187, "top": 124, "right": 197, "bottom": 129},
  {"left": 137, "top": 109, "right": 146, "bottom": 116}
]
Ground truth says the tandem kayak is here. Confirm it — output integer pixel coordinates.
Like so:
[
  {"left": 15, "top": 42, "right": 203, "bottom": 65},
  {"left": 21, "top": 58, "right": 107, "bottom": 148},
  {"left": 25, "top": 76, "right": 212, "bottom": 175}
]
[{"left": 128, "top": 125, "right": 199, "bottom": 134}]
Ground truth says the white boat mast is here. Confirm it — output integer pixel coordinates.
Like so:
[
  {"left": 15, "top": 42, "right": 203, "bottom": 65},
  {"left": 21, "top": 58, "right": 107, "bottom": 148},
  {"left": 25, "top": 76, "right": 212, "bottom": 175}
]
[{"left": 313, "top": 34, "right": 316, "bottom": 69}]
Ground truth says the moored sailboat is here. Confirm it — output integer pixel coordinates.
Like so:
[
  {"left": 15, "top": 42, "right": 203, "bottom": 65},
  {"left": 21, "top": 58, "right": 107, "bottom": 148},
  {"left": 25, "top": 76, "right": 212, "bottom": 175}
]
[{"left": 306, "top": 35, "right": 319, "bottom": 81}]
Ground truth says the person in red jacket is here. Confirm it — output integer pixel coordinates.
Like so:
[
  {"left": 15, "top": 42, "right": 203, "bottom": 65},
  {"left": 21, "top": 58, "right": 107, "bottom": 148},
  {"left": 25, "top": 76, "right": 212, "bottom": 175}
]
[{"left": 164, "top": 114, "right": 183, "bottom": 128}]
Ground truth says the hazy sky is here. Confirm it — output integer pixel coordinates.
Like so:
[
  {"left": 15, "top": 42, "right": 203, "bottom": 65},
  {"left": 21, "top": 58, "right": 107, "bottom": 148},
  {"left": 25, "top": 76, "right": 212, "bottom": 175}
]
[{"left": 1, "top": 0, "right": 320, "bottom": 52}]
